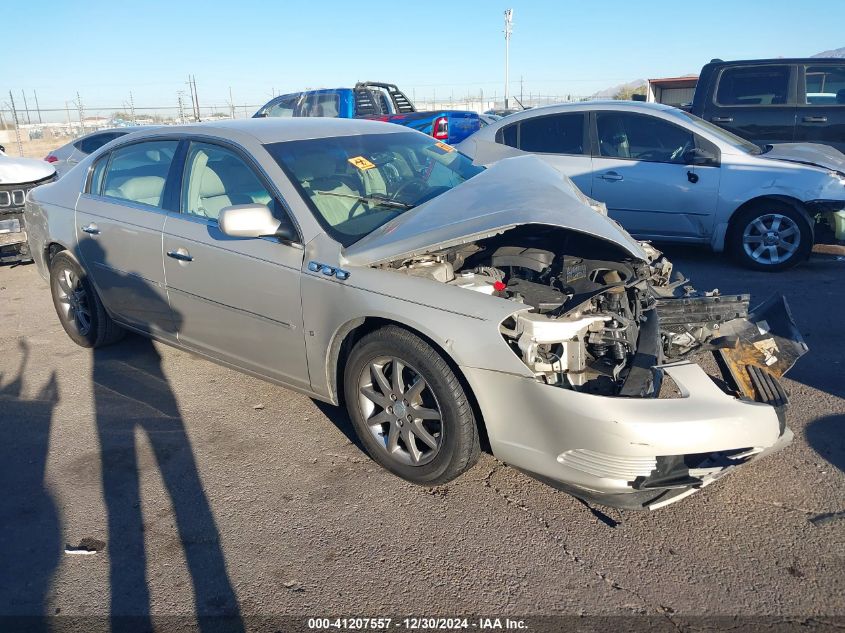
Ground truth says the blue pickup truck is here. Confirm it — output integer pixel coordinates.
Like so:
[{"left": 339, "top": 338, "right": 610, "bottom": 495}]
[{"left": 253, "top": 82, "right": 481, "bottom": 145}]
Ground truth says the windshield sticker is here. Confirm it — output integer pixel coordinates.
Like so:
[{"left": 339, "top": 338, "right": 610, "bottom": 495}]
[
  {"left": 434, "top": 142, "right": 455, "bottom": 153},
  {"left": 348, "top": 156, "right": 376, "bottom": 170}
]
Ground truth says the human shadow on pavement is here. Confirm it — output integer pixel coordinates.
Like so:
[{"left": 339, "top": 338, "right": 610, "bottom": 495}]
[
  {"left": 805, "top": 414, "right": 845, "bottom": 473},
  {"left": 0, "top": 341, "right": 60, "bottom": 632},
  {"left": 93, "top": 334, "right": 244, "bottom": 633}
]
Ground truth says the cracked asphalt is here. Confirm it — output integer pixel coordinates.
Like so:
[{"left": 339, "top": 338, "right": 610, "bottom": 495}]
[{"left": 0, "top": 246, "right": 843, "bottom": 629}]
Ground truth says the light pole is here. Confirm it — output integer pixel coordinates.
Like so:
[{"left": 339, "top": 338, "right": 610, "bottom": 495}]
[{"left": 504, "top": 8, "right": 513, "bottom": 110}]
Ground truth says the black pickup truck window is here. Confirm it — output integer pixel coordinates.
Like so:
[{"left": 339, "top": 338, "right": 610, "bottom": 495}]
[
  {"left": 805, "top": 65, "right": 845, "bottom": 105},
  {"left": 716, "top": 65, "right": 790, "bottom": 106}
]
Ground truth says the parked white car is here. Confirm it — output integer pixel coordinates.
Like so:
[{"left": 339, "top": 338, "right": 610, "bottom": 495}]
[
  {"left": 0, "top": 152, "right": 55, "bottom": 262},
  {"left": 45, "top": 127, "right": 155, "bottom": 178},
  {"left": 459, "top": 101, "right": 845, "bottom": 270}
]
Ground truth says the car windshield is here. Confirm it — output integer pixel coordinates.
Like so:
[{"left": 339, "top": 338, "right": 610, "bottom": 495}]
[
  {"left": 669, "top": 109, "right": 764, "bottom": 155},
  {"left": 266, "top": 132, "right": 484, "bottom": 246}
]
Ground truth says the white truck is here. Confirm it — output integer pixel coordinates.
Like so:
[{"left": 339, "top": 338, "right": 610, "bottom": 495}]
[{"left": 0, "top": 145, "right": 56, "bottom": 263}]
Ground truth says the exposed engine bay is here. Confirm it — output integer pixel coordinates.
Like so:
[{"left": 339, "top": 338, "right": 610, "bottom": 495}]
[{"left": 380, "top": 225, "right": 805, "bottom": 400}]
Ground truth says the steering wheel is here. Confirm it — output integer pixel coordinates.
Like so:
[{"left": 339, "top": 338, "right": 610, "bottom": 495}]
[
  {"left": 670, "top": 140, "right": 693, "bottom": 163},
  {"left": 392, "top": 178, "right": 428, "bottom": 202}
]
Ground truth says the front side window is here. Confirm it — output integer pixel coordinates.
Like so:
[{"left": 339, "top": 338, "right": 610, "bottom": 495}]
[
  {"left": 182, "top": 142, "right": 274, "bottom": 221},
  {"left": 87, "top": 154, "right": 109, "bottom": 194},
  {"left": 716, "top": 65, "right": 791, "bottom": 106},
  {"left": 804, "top": 65, "right": 845, "bottom": 104},
  {"left": 265, "top": 95, "right": 300, "bottom": 118},
  {"left": 595, "top": 112, "right": 694, "bottom": 163},
  {"left": 102, "top": 140, "right": 178, "bottom": 208},
  {"left": 266, "top": 131, "right": 483, "bottom": 246}
]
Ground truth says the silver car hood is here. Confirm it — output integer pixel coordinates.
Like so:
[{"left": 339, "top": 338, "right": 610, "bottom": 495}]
[
  {"left": 763, "top": 143, "right": 845, "bottom": 173},
  {"left": 343, "top": 155, "right": 646, "bottom": 266}
]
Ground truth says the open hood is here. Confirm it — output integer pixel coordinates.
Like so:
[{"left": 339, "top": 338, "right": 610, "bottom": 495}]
[
  {"left": 0, "top": 155, "right": 56, "bottom": 185},
  {"left": 762, "top": 143, "right": 845, "bottom": 174},
  {"left": 343, "top": 155, "right": 647, "bottom": 266}
]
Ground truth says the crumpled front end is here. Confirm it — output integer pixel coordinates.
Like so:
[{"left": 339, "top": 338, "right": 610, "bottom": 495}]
[{"left": 0, "top": 174, "right": 55, "bottom": 263}]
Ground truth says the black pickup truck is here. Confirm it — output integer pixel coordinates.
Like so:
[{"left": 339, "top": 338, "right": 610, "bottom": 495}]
[{"left": 688, "top": 58, "right": 845, "bottom": 152}]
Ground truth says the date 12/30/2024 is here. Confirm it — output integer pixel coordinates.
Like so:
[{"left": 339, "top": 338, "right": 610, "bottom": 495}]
[{"left": 307, "top": 617, "right": 528, "bottom": 630}]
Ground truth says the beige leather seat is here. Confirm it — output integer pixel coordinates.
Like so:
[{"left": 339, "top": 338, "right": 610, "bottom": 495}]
[
  {"left": 294, "top": 152, "right": 363, "bottom": 226},
  {"left": 107, "top": 175, "right": 166, "bottom": 207}
]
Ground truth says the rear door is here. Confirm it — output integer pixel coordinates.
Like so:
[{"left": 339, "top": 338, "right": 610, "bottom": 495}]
[
  {"left": 494, "top": 111, "right": 593, "bottom": 194},
  {"left": 75, "top": 139, "right": 179, "bottom": 334},
  {"left": 161, "top": 139, "right": 310, "bottom": 389},
  {"left": 796, "top": 62, "right": 845, "bottom": 152},
  {"left": 704, "top": 64, "right": 797, "bottom": 147},
  {"left": 590, "top": 110, "right": 717, "bottom": 240}
]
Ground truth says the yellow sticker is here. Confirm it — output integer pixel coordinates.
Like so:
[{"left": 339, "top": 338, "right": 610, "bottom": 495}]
[
  {"left": 348, "top": 156, "right": 376, "bottom": 170},
  {"left": 435, "top": 141, "right": 455, "bottom": 152}
]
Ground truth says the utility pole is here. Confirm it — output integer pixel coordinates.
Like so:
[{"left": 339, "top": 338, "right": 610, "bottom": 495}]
[
  {"left": 229, "top": 86, "right": 235, "bottom": 119},
  {"left": 129, "top": 91, "right": 137, "bottom": 125},
  {"left": 177, "top": 91, "right": 186, "bottom": 124},
  {"left": 21, "top": 90, "right": 31, "bottom": 125},
  {"left": 76, "top": 92, "right": 84, "bottom": 134},
  {"left": 504, "top": 8, "right": 513, "bottom": 110},
  {"left": 33, "top": 90, "right": 42, "bottom": 124},
  {"left": 191, "top": 75, "right": 201, "bottom": 121},
  {"left": 520, "top": 75, "right": 524, "bottom": 105},
  {"left": 8, "top": 91, "right": 23, "bottom": 156}
]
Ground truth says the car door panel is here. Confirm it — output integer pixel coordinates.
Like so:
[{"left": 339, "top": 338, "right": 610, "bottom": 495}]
[
  {"left": 590, "top": 111, "right": 718, "bottom": 240},
  {"left": 162, "top": 216, "right": 309, "bottom": 389}
]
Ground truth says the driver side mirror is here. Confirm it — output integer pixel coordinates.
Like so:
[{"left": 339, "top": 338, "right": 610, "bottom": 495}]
[
  {"left": 218, "top": 203, "right": 297, "bottom": 242},
  {"left": 684, "top": 147, "right": 719, "bottom": 167}
]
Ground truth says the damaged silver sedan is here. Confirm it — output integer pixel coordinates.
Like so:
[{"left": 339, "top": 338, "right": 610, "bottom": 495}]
[{"left": 25, "top": 119, "right": 807, "bottom": 509}]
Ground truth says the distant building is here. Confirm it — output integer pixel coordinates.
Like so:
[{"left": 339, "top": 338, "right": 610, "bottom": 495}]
[{"left": 646, "top": 76, "right": 698, "bottom": 107}]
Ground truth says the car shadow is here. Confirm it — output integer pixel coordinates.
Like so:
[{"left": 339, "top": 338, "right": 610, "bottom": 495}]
[
  {"left": 805, "top": 415, "right": 845, "bottom": 473},
  {"left": 312, "top": 399, "right": 366, "bottom": 452},
  {"left": 0, "top": 341, "right": 60, "bottom": 632}
]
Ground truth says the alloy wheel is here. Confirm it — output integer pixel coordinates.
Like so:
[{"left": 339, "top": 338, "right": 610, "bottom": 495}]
[
  {"left": 742, "top": 213, "right": 801, "bottom": 266},
  {"left": 357, "top": 356, "right": 443, "bottom": 466},
  {"left": 55, "top": 267, "right": 92, "bottom": 336}
]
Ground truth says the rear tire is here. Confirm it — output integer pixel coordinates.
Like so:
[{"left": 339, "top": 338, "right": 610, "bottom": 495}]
[
  {"left": 727, "top": 202, "right": 812, "bottom": 271},
  {"left": 343, "top": 325, "right": 480, "bottom": 485},
  {"left": 49, "top": 251, "right": 125, "bottom": 348}
]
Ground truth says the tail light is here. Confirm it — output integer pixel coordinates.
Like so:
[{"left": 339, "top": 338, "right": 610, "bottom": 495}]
[
  {"left": 44, "top": 154, "right": 58, "bottom": 163},
  {"left": 432, "top": 116, "right": 449, "bottom": 140}
]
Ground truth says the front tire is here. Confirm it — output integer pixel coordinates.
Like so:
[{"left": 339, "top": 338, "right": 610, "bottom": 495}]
[
  {"left": 49, "top": 251, "right": 125, "bottom": 348},
  {"left": 727, "top": 202, "right": 812, "bottom": 271},
  {"left": 343, "top": 326, "right": 480, "bottom": 485}
]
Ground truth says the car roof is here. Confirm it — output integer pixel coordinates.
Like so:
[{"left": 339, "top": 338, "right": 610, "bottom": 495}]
[
  {"left": 122, "top": 117, "right": 409, "bottom": 144},
  {"left": 488, "top": 100, "right": 677, "bottom": 120},
  {"left": 706, "top": 57, "right": 842, "bottom": 66}
]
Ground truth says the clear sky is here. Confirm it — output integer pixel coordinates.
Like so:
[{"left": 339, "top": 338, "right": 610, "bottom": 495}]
[{"left": 2, "top": 0, "right": 844, "bottom": 118}]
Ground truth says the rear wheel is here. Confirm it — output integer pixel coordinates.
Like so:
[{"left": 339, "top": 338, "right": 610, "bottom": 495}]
[
  {"left": 343, "top": 326, "right": 479, "bottom": 485},
  {"left": 727, "top": 202, "right": 812, "bottom": 271},
  {"left": 49, "top": 251, "right": 125, "bottom": 348}
]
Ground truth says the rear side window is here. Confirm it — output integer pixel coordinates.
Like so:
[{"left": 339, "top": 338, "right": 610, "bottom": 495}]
[
  {"left": 716, "top": 65, "right": 790, "bottom": 106},
  {"left": 102, "top": 140, "right": 179, "bottom": 208},
  {"left": 518, "top": 113, "right": 584, "bottom": 154},
  {"left": 496, "top": 123, "right": 518, "bottom": 148},
  {"left": 75, "top": 131, "right": 126, "bottom": 155},
  {"left": 804, "top": 65, "right": 845, "bottom": 104},
  {"left": 299, "top": 93, "right": 340, "bottom": 117}
]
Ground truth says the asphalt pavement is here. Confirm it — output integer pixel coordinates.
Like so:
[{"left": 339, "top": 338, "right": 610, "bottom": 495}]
[{"left": 0, "top": 247, "right": 843, "bottom": 631}]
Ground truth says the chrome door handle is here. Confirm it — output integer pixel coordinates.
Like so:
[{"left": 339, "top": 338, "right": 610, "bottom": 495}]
[
  {"left": 599, "top": 171, "right": 623, "bottom": 182},
  {"left": 711, "top": 116, "right": 733, "bottom": 123},
  {"left": 803, "top": 115, "right": 827, "bottom": 123},
  {"left": 81, "top": 223, "right": 99, "bottom": 235},
  {"left": 166, "top": 249, "right": 193, "bottom": 262}
]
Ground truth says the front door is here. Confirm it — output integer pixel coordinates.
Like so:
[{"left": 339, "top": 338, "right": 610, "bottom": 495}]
[
  {"left": 75, "top": 139, "right": 180, "bottom": 335},
  {"left": 796, "top": 63, "right": 845, "bottom": 152},
  {"left": 162, "top": 140, "right": 310, "bottom": 389},
  {"left": 590, "top": 111, "right": 717, "bottom": 240}
]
